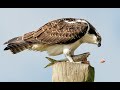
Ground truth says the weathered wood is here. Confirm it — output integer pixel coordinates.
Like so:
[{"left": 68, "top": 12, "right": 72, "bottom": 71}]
[
  {"left": 52, "top": 62, "right": 95, "bottom": 82},
  {"left": 45, "top": 52, "right": 95, "bottom": 82}
]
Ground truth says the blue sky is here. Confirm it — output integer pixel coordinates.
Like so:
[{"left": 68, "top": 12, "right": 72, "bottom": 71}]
[{"left": 0, "top": 8, "right": 120, "bottom": 82}]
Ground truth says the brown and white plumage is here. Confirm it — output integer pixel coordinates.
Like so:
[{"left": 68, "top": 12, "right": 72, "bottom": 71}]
[{"left": 4, "top": 18, "right": 101, "bottom": 62}]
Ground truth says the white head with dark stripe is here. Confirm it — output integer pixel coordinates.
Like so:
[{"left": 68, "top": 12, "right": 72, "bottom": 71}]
[{"left": 77, "top": 19, "right": 102, "bottom": 47}]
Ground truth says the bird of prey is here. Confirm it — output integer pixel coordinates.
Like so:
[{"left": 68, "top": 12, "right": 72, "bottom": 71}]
[{"left": 4, "top": 18, "right": 101, "bottom": 62}]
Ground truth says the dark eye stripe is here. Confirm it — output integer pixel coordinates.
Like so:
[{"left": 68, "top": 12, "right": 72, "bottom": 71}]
[
  {"left": 87, "top": 22, "right": 97, "bottom": 35},
  {"left": 88, "top": 28, "right": 97, "bottom": 35}
]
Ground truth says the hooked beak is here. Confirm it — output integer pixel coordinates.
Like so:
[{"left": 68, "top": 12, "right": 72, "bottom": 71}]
[{"left": 98, "top": 42, "right": 101, "bottom": 47}]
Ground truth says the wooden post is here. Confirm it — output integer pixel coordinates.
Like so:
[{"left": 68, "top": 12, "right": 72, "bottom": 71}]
[
  {"left": 45, "top": 52, "right": 95, "bottom": 82},
  {"left": 52, "top": 62, "right": 94, "bottom": 82}
]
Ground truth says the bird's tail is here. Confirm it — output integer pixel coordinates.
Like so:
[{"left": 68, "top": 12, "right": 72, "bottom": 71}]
[{"left": 4, "top": 36, "right": 32, "bottom": 54}]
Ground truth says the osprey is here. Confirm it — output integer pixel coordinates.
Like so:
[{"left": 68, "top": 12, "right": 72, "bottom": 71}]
[{"left": 4, "top": 18, "right": 101, "bottom": 62}]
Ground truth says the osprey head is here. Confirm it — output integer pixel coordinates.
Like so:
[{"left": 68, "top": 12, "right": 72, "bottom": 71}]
[
  {"left": 87, "top": 21, "right": 102, "bottom": 47},
  {"left": 79, "top": 19, "right": 102, "bottom": 47}
]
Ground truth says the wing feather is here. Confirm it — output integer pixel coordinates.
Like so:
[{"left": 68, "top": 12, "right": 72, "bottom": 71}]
[{"left": 23, "top": 18, "right": 88, "bottom": 44}]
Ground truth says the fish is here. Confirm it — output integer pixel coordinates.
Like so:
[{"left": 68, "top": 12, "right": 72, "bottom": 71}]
[{"left": 45, "top": 52, "right": 90, "bottom": 68}]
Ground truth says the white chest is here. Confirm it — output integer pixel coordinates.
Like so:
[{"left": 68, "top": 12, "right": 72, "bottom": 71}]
[{"left": 64, "top": 39, "right": 82, "bottom": 51}]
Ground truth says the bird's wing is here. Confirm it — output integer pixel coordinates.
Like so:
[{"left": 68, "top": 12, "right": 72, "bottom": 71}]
[{"left": 23, "top": 18, "right": 88, "bottom": 44}]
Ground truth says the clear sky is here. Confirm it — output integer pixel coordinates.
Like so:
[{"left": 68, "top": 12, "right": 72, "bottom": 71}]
[{"left": 0, "top": 8, "right": 120, "bottom": 82}]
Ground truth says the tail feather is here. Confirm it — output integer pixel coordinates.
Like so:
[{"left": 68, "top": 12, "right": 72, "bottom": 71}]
[
  {"left": 4, "top": 42, "right": 32, "bottom": 54},
  {"left": 4, "top": 36, "right": 32, "bottom": 54},
  {"left": 4, "top": 36, "right": 33, "bottom": 54},
  {"left": 4, "top": 37, "right": 20, "bottom": 45}
]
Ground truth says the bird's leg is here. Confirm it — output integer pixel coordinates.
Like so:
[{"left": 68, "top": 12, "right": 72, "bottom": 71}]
[
  {"left": 65, "top": 54, "right": 81, "bottom": 63},
  {"left": 65, "top": 55, "right": 74, "bottom": 62},
  {"left": 63, "top": 48, "right": 74, "bottom": 62}
]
